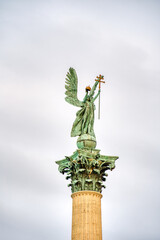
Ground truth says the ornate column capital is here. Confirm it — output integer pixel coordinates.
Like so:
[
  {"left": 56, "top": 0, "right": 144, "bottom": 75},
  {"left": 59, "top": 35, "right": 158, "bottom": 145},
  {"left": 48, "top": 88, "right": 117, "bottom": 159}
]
[{"left": 56, "top": 148, "right": 118, "bottom": 193}]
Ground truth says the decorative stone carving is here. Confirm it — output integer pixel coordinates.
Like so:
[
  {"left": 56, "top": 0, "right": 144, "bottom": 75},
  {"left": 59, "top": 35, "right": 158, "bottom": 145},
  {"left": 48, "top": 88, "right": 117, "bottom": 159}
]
[{"left": 56, "top": 148, "right": 118, "bottom": 193}]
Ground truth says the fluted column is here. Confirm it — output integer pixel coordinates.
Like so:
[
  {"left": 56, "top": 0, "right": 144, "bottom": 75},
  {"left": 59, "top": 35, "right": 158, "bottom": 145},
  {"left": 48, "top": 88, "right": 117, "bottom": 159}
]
[{"left": 71, "top": 191, "right": 102, "bottom": 240}]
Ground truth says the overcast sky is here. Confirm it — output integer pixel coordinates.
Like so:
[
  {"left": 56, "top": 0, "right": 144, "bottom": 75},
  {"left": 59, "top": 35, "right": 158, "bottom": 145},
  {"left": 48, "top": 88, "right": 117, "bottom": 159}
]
[{"left": 0, "top": 0, "right": 160, "bottom": 239}]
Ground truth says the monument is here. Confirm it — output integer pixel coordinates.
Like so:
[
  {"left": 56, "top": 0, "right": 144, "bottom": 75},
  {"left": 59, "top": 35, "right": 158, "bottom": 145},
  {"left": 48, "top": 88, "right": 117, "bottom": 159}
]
[{"left": 56, "top": 68, "right": 118, "bottom": 240}]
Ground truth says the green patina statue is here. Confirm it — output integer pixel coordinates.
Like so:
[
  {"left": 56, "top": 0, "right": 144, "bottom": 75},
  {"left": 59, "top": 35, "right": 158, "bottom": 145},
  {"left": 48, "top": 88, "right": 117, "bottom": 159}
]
[
  {"left": 56, "top": 68, "right": 118, "bottom": 193},
  {"left": 65, "top": 67, "right": 100, "bottom": 138}
]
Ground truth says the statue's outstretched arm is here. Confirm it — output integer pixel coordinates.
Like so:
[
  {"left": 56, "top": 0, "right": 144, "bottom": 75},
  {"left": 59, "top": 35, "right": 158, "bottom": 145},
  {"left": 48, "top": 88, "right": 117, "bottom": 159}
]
[
  {"left": 93, "top": 90, "right": 100, "bottom": 102},
  {"left": 89, "top": 81, "right": 98, "bottom": 97}
]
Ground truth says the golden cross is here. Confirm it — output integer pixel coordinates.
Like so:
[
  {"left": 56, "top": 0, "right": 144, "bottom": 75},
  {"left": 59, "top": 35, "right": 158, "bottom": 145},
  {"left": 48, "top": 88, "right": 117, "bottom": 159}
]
[{"left": 95, "top": 74, "right": 105, "bottom": 89}]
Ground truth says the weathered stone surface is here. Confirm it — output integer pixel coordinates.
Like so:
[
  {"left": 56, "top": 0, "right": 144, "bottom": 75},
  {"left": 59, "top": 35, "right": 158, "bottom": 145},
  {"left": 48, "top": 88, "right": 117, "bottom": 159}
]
[{"left": 71, "top": 191, "right": 102, "bottom": 240}]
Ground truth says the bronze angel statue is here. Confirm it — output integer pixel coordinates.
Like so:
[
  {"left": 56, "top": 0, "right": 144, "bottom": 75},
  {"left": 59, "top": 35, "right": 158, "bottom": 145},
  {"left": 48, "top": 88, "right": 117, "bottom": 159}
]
[{"left": 65, "top": 68, "right": 104, "bottom": 140}]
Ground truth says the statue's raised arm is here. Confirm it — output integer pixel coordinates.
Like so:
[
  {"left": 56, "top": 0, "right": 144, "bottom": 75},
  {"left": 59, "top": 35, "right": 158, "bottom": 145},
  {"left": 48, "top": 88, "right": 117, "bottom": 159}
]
[{"left": 89, "top": 80, "right": 99, "bottom": 98}]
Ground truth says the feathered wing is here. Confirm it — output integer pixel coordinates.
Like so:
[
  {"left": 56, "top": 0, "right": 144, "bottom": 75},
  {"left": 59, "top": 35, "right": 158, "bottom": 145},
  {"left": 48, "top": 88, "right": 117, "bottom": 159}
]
[{"left": 65, "top": 68, "right": 83, "bottom": 107}]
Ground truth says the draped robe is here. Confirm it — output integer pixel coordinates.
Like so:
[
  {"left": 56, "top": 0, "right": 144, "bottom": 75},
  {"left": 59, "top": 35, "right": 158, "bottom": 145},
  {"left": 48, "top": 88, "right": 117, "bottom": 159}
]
[
  {"left": 71, "top": 81, "right": 100, "bottom": 138},
  {"left": 71, "top": 97, "right": 96, "bottom": 137}
]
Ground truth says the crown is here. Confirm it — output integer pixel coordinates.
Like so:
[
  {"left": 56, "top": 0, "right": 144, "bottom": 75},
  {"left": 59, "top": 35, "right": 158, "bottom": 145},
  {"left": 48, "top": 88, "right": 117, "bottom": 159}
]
[{"left": 86, "top": 86, "right": 91, "bottom": 91}]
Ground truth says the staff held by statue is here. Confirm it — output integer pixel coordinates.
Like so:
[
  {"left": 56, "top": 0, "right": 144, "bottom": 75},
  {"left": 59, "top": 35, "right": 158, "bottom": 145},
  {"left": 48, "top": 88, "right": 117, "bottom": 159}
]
[{"left": 95, "top": 74, "right": 105, "bottom": 119}]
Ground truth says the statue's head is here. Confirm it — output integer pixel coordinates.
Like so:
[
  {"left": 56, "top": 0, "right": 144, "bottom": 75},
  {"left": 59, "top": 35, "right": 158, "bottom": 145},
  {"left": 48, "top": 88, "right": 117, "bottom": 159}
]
[{"left": 85, "top": 86, "right": 91, "bottom": 93}]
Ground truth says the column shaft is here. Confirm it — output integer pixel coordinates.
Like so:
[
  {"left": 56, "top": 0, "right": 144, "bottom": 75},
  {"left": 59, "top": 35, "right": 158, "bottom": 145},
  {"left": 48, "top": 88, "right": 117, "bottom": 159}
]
[{"left": 71, "top": 191, "right": 102, "bottom": 240}]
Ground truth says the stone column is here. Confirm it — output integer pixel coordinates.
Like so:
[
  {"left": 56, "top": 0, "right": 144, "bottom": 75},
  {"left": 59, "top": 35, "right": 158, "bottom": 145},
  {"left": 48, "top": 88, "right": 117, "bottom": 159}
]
[
  {"left": 71, "top": 191, "right": 102, "bottom": 240},
  {"left": 56, "top": 145, "right": 118, "bottom": 239}
]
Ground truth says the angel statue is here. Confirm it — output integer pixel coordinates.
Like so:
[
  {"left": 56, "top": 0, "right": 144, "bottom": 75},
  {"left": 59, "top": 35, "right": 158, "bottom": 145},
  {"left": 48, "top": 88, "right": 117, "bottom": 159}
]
[{"left": 65, "top": 68, "right": 104, "bottom": 146}]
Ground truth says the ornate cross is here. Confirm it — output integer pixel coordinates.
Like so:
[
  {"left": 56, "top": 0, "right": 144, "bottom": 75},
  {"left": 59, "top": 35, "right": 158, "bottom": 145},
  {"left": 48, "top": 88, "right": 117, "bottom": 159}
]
[
  {"left": 95, "top": 75, "right": 105, "bottom": 119},
  {"left": 95, "top": 74, "right": 105, "bottom": 89}
]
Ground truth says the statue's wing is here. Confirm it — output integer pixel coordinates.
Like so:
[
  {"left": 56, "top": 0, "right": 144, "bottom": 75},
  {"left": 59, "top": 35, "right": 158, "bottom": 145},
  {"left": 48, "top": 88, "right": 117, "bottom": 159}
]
[{"left": 65, "top": 68, "right": 83, "bottom": 107}]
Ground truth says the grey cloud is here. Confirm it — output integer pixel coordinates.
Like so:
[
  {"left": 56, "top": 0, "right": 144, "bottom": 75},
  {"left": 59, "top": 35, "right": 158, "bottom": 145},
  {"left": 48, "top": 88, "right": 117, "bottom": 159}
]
[{"left": 0, "top": 0, "right": 160, "bottom": 240}]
